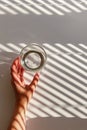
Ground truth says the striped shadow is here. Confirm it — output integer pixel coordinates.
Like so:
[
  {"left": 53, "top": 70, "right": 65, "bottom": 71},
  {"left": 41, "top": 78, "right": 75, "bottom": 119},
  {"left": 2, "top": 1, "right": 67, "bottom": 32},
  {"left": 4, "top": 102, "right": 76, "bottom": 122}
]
[
  {"left": 0, "top": 0, "right": 87, "bottom": 15},
  {"left": 0, "top": 43, "right": 87, "bottom": 118}
]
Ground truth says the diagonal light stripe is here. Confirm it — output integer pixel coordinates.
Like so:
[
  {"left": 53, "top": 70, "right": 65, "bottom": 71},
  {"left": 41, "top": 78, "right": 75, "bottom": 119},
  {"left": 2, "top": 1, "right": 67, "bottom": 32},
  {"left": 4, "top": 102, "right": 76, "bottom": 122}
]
[
  {"left": 1, "top": 0, "right": 29, "bottom": 14},
  {"left": 42, "top": 70, "right": 87, "bottom": 105},
  {"left": 29, "top": 105, "right": 49, "bottom": 117},
  {"left": 28, "top": 110, "right": 40, "bottom": 117},
  {"left": 31, "top": 98, "right": 49, "bottom": 109},
  {"left": 7, "top": 43, "right": 21, "bottom": 52},
  {"left": 66, "top": 107, "right": 87, "bottom": 118},
  {"left": 0, "top": 3, "right": 17, "bottom": 14},
  {"left": 78, "top": 106, "right": 87, "bottom": 114},
  {"left": 47, "top": 56, "right": 87, "bottom": 88},
  {"left": 56, "top": 0, "right": 81, "bottom": 12},
  {"left": 34, "top": 88, "right": 67, "bottom": 106},
  {"left": 79, "top": 43, "right": 87, "bottom": 49},
  {"left": 30, "top": 103, "right": 50, "bottom": 117},
  {"left": 81, "top": 0, "right": 87, "bottom": 5},
  {"left": 45, "top": 44, "right": 87, "bottom": 70},
  {"left": 65, "top": 50, "right": 87, "bottom": 64},
  {"left": 44, "top": 46, "right": 87, "bottom": 76},
  {"left": 24, "top": 0, "right": 53, "bottom": 15},
  {"left": 55, "top": 43, "right": 78, "bottom": 53},
  {"left": 30, "top": 99, "right": 61, "bottom": 117},
  {"left": 56, "top": 43, "right": 87, "bottom": 63},
  {"left": 30, "top": 104, "right": 60, "bottom": 117},
  {"left": 47, "top": 0, "right": 71, "bottom": 12},
  {"left": 26, "top": 111, "right": 37, "bottom": 118},
  {"left": 43, "top": 43, "right": 62, "bottom": 53},
  {"left": 58, "top": 49, "right": 87, "bottom": 70},
  {"left": 45, "top": 54, "right": 87, "bottom": 85},
  {"left": 19, "top": 43, "right": 27, "bottom": 47},
  {"left": 67, "top": 44, "right": 87, "bottom": 55},
  {"left": 56, "top": 43, "right": 84, "bottom": 53},
  {"left": 36, "top": 0, "right": 64, "bottom": 15},
  {"left": 40, "top": 107, "right": 61, "bottom": 117},
  {"left": 39, "top": 81, "right": 80, "bottom": 106},
  {"left": 46, "top": 63, "right": 87, "bottom": 96},
  {"left": 13, "top": 0, "right": 41, "bottom": 15},
  {"left": 55, "top": 43, "right": 87, "bottom": 63},
  {"left": 53, "top": 106, "right": 74, "bottom": 117},
  {"left": 0, "top": 44, "right": 13, "bottom": 52},
  {"left": 34, "top": 91, "right": 59, "bottom": 107},
  {"left": 71, "top": 0, "right": 87, "bottom": 10}
]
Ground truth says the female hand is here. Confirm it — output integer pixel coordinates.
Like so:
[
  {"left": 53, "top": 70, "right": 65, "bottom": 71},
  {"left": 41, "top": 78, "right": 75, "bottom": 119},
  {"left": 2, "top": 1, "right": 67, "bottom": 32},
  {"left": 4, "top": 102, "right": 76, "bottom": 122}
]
[{"left": 11, "top": 57, "right": 40, "bottom": 104}]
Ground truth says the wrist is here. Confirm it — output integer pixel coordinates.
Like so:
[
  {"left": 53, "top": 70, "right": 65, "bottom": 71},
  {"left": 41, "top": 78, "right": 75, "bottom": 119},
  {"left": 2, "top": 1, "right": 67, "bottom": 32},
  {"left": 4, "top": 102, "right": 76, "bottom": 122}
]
[{"left": 16, "top": 96, "right": 28, "bottom": 111}]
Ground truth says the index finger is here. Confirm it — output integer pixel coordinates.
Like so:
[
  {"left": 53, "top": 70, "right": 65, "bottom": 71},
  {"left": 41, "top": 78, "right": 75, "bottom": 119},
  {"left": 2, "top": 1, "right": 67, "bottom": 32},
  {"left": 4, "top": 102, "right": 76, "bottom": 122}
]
[{"left": 11, "top": 57, "right": 20, "bottom": 73}]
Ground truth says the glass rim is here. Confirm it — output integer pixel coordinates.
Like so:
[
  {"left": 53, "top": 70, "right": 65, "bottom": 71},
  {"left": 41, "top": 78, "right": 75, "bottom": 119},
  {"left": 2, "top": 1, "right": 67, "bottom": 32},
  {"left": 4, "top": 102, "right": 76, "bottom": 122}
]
[{"left": 20, "top": 43, "right": 47, "bottom": 72}]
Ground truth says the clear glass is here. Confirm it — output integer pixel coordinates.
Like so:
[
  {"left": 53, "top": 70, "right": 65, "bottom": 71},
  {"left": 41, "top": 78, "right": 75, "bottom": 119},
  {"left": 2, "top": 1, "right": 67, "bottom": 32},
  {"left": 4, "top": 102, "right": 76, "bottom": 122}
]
[{"left": 20, "top": 43, "right": 47, "bottom": 72}]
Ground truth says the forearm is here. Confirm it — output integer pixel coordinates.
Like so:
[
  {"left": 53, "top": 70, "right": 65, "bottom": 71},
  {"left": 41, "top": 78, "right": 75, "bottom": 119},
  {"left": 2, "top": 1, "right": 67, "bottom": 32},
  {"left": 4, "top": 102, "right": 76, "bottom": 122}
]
[{"left": 8, "top": 98, "right": 28, "bottom": 130}]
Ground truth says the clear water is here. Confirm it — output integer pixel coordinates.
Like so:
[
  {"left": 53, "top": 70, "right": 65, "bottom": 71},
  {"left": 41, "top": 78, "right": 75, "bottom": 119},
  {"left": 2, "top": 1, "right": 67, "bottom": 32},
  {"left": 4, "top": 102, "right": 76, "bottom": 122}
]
[{"left": 21, "top": 50, "right": 45, "bottom": 72}]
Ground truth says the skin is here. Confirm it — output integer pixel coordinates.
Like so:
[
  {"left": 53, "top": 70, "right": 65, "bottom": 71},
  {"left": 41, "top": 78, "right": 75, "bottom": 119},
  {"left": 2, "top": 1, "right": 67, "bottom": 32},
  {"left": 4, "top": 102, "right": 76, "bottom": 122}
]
[{"left": 8, "top": 57, "right": 40, "bottom": 130}]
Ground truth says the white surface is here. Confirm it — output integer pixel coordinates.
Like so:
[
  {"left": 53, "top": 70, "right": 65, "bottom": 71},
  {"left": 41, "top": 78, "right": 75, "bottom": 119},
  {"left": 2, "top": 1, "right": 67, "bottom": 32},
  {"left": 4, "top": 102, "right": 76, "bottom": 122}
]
[
  {"left": 0, "top": 1, "right": 87, "bottom": 130},
  {"left": 0, "top": 43, "right": 87, "bottom": 130}
]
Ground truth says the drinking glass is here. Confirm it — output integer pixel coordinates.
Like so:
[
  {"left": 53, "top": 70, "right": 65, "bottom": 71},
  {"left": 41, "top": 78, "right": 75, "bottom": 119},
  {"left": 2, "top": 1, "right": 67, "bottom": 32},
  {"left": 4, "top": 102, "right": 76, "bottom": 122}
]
[{"left": 20, "top": 43, "right": 47, "bottom": 83}]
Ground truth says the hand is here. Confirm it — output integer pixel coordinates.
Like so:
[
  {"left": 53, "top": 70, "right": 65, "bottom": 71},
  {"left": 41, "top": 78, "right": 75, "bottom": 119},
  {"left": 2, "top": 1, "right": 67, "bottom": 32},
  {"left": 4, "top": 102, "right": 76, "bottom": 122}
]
[{"left": 11, "top": 57, "right": 40, "bottom": 104}]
